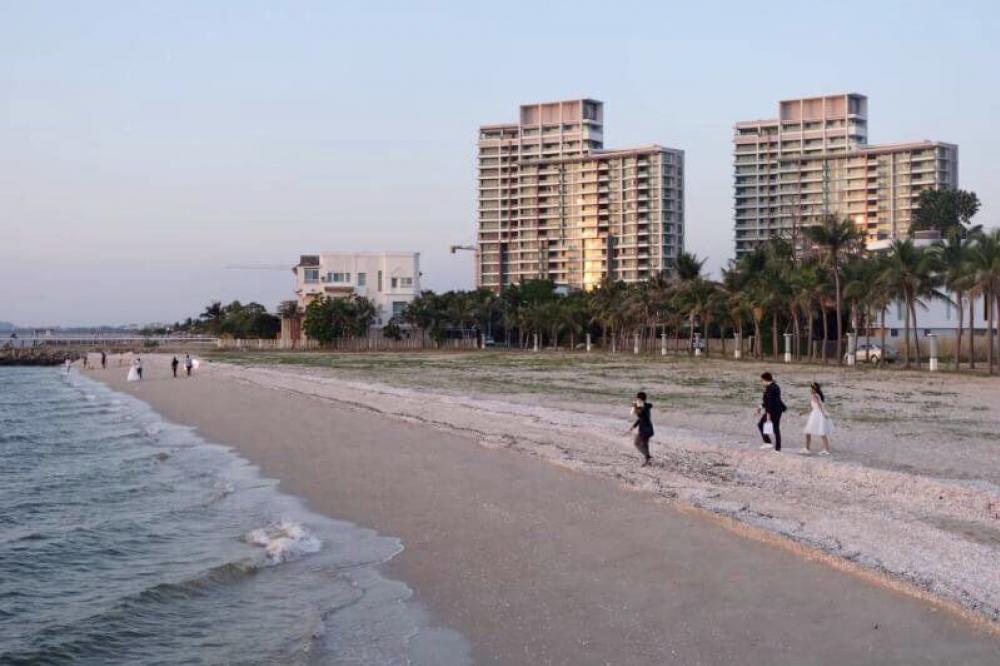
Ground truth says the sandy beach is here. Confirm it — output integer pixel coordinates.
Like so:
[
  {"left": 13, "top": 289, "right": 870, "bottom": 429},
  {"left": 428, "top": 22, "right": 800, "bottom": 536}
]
[{"left": 86, "top": 353, "right": 1000, "bottom": 664}]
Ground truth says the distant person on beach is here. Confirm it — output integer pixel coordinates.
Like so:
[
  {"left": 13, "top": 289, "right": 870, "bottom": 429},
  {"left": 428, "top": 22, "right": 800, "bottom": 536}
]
[
  {"left": 101, "top": 351, "right": 107, "bottom": 369},
  {"left": 800, "top": 382, "right": 833, "bottom": 456},
  {"left": 171, "top": 356, "right": 179, "bottom": 378},
  {"left": 627, "top": 392, "right": 654, "bottom": 467},
  {"left": 184, "top": 354, "right": 193, "bottom": 377},
  {"left": 82, "top": 354, "right": 89, "bottom": 369},
  {"left": 136, "top": 356, "right": 143, "bottom": 381},
  {"left": 64, "top": 358, "right": 71, "bottom": 374},
  {"left": 755, "top": 372, "right": 786, "bottom": 452}
]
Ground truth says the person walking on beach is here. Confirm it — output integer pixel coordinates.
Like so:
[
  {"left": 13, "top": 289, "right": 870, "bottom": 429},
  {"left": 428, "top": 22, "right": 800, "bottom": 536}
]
[
  {"left": 100, "top": 351, "right": 107, "bottom": 369},
  {"left": 82, "top": 354, "right": 89, "bottom": 370},
  {"left": 755, "top": 372, "right": 786, "bottom": 451},
  {"left": 627, "top": 392, "right": 654, "bottom": 467},
  {"left": 171, "top": 356, "right": 179, "bottom": 378},
  {"left": 64, "top": 358, "right": 72, "bottom": 374},
  {"left": 184, "top": 354, "right": 193, "bottom": 377},
  {"left": 136, "top": 356, "right": 143, "bottom": 381},
  {"left": 800, "top": 382, "right": 834, "bottom": 456}
]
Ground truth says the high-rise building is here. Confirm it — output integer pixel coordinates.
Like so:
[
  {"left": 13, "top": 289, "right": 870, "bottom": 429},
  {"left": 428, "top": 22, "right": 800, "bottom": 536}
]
[
  {"left": 733, "top": 94, "right": 958, "bottom": 255},
  {"left": 477, "top": 99, "right": 684, "bottom": 291}
]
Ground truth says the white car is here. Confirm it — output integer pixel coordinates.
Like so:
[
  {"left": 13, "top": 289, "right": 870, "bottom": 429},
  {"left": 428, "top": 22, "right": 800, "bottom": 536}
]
[{"left": 845, "top": 343, "right": 898, "bottom": 364}]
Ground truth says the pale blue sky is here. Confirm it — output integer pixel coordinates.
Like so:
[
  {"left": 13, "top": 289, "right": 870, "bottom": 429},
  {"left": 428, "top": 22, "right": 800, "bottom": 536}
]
[{"left": 2, "top": 0, "right": 998, "bottom": 326}]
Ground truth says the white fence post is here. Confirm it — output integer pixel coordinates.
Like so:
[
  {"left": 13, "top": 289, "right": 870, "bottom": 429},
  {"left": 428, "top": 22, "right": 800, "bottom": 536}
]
[
  {"left": 928, "top": 333, "right": 939, "bottom": 372},
  {"left": 784, "top": 332, "right": 792, "bottom": 363},
  {"left": 586, "top": 333, "right": 592, "bottom": 353}
]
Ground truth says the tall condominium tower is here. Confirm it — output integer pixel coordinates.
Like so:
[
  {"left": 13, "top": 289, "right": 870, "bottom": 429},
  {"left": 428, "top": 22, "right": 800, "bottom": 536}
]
[
  {"left": 733, "top": 94, "right": 958, "bottom": 255},
  {"left": 477, "top": 99, "right": 684, "bottom": 291}
]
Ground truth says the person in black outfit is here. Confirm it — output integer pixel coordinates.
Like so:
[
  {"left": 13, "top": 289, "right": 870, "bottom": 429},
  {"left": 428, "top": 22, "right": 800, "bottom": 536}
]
[
  {"left": 100, "top": 351, "right": 107, "bottom": 369},
  {"left": 756, "top": 372, "right": 786, "bottom": 451},
  {"left": 628, "top": 391, "right": 654, "bottom": 467},
  {"left": 171, "top": 356, "right": 179, "bottom": 378}
]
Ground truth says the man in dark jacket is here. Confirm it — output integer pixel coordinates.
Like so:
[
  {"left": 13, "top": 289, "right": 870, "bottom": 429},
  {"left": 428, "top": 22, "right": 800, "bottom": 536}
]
[
  {"left": 629, "top": 392, "right": 654, "bottom": 467},
  {"left": 756, "top": 372, "right": 786, "bottom": 451},
  {"left": 171, "top": 356, "right": 179, "bottom": 378}
]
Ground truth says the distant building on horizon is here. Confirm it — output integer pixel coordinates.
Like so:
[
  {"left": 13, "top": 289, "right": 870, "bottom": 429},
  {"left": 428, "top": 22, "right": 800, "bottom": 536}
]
[
  {"left": 476, "top": 99, "right": 684, "bottom": 291},
  {"left": 292, "top": 252, "right": 420, "bottom": 327},
  {"left": 733, "top": 93, "right": 958, "bottom": 256}
]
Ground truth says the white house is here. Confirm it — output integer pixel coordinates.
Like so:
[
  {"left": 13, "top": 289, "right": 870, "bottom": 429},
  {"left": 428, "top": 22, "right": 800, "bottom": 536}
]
[{"left": 292, "top": 252, "right": 421, "bottom": 327}]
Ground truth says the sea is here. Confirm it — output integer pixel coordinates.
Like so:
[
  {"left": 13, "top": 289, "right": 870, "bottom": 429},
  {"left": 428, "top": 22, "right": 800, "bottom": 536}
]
[{"left": 0, "top": 367, "right": 471, "bottom": 665}]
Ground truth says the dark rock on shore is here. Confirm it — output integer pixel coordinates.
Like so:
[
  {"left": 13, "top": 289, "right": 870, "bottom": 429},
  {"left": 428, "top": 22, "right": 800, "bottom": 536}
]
[{"left": 0, "top": 348, "right": 78, "bottom": 366}]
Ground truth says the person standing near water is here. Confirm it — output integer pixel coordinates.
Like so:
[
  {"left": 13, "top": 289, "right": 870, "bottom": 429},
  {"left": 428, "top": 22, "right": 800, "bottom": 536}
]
[
  {"left": 755, "top": 372, "right": 786, "bottom": 451},
  {"left": 171, "top": 356, "right": 179, "bottom": 378},
  {"left": 800, "top": 382, "right": 834, "bottom": 455},
  {"left": 100, "top": 351, "right": 107, "bottom": 369},
  {"left": 184, "top": 354, "right": 193, "bottom": 377},
  {"left": 136, "top": 356, "right": 143, "bottom": 381},
  {"left": 627, "top": 392, "right": 654, "bottom": 467}
]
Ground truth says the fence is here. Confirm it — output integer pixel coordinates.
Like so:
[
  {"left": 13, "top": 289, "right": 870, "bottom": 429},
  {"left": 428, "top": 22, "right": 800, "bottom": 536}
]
[{"left": 214, "top": 336, "right": 479, "bottom": 352}]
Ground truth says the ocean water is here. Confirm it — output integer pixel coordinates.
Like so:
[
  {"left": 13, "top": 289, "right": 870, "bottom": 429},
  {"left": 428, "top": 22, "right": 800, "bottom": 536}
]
[{"left": 0, "top": 368, "right": 470, "bottom": 665}]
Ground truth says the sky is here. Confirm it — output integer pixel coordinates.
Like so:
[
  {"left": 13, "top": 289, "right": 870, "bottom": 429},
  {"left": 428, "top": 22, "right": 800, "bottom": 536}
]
[{"left": 1, "top": 0, "right": 998, "bottom": 326}]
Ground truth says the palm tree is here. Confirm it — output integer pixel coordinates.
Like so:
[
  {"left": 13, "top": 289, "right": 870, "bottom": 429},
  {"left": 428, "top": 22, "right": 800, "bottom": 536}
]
[
  {"left": 789, "top": 262, "right": 822, "bottom": 361},
  {"left": 934, "top": 233, "right": 975, "bottom": 369},
  {"left": 969, "top": 229, "right": 1000, "bottom": 374},
  {"left": 881, "top": 240, "right": 943, "bottom": 368},
  {"left": 805, "top": 214, "right": 862, "bottom": 364},
  {"left": 673, "top": 251, "right": 707, "bottom": 351},
  {"left": 200, "top": 301, "right": 225, "bottom": 335}
]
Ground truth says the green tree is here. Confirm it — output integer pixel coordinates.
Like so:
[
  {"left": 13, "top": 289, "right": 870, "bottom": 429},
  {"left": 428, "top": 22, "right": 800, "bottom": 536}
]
[
  {"left": 912, "top": 189, "right": 981, "bottom": 235},
  {"left": 968, "top": 229, "right": 1000, "bottom": 374},
  {"left": 933, "top": 234, "right": 975, "bottom": 369},
  {"left": 880, "top": 240, "right": 943, "bottom": 368},
  {"left": 805, "top": 214, "right": 862, "bottom": 364},
  {"left": 303, "top": 295, "right": 376, "bottom": 344}
]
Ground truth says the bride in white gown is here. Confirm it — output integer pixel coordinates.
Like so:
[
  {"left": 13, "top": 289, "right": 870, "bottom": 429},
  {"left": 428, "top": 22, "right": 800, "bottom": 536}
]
[
  {"left": 126, "top": 357, "right": 141, "bottom": 382},
  {"left": 800, "top": 382, "right": 833, "bottom": 455}
]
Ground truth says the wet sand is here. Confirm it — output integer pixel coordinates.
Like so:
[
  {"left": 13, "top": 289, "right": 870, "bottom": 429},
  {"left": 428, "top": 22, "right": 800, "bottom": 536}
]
[{"left": 93, "top": 358, "right": 1000, "bottom": 664}]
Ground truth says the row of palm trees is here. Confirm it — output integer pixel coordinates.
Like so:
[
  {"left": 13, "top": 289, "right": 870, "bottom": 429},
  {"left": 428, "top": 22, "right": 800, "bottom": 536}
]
[{"left": 398, "top": 217, "right": 1000, "bottom": 373}]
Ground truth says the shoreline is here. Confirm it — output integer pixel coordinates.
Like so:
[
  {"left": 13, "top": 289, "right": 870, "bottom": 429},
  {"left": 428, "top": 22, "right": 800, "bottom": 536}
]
[{"left": 87, "top": 357, "right": 1000, "bottom": 664}]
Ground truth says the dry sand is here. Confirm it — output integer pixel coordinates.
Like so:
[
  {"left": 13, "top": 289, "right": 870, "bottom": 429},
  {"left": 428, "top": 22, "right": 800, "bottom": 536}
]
[{"left": 89, "top": 355, "right": 1000, "bottom": 664}]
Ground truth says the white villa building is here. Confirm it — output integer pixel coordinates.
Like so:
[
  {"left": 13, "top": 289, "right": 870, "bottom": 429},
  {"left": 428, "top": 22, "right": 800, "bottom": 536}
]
[{"left": 292, "top": 252, "right": 421, "bottom": 327}]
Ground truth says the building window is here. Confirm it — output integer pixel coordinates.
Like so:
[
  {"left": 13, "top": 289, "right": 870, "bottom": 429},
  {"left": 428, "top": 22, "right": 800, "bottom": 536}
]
[
  {"left": 304, "top": 268, "right": 319, "bottom": 284},
  {"left": 392, "top": 301, "right": 408, "bottom": 317},
  {"left": 400, "top": 277, "right": 413, "bottom": 288},
  {"left": 378, "top": 270, "right": 383, "bottom": 292},
  {"left": 328, "top": 272, "right": 351, "bottom": 283},
  {"left": 357, "top": 272, "right": 367, "bottom": 287},
  {"left": 391, "top": 277, "right": 398, "bottom": 289}
]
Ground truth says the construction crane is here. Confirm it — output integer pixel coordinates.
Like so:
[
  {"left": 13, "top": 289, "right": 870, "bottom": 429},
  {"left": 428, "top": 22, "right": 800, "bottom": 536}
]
[
  {"left": 449, "top": 244, "right": 475, "bottom": 254},
  {"left": 224, "top": 264, "right": 291, "bottom": 271}
]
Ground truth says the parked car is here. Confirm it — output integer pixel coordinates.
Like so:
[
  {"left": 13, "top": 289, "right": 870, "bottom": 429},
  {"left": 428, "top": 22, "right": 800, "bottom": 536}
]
[
  {"left": 845, "top": 342, "right": 898, "bottom": 364},
  {"left": 483, "top": 336, "right": 495, "bottom": 347}
]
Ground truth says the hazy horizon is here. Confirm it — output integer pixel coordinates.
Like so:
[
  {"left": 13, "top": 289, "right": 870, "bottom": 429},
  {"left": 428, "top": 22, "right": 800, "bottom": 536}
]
[{"left": 3, "top": 0, "right": 999, "bottom": 327}]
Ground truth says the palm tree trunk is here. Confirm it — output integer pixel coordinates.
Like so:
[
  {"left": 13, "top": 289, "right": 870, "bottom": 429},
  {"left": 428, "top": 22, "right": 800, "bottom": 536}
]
[
  {"left": 753, "top": 319, "right": 762, "bottom": 359},
  {"left": 969, "top": 297, "right": 976, "bottom": 369},
  {"left": 791, "top": 307, "right": 801, "bottom": 361},
  {"left": 880, "top": 307, "right": 888, "bottom": 369},
  {"left": 834, "top": 269, "right": 843, "bottom": 364},
  {"left": 821, "top": 306, "right": 829, "bottom": 363},
  {"left": 807, "top": 309, "right": 815, "bottom": 362},
  {"left": 910, "top": 300, "right": 922, "bottom": 368},
  {"left": 771, "top": 316, "right": 779, "bottom": 362},
  {"left": 990, "top": 292, "right": 997, "bottom": 375},
  {"left": 955, "top": 292, "right": 963, "bottom": 371},
  {"left": 902, "top": 297, "right": 912, "bottom": 368},
  {"left": 704, "top": 314, "right": 712, "bottom": 357}
]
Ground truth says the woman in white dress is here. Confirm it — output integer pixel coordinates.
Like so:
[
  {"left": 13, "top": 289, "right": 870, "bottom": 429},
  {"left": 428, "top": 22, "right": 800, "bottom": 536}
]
[
  {"left": 127, "top": 358, "right": 141, "bottom": 382},
  {"left": 801, "top": 382, "right": 833, "bottom": 455}
]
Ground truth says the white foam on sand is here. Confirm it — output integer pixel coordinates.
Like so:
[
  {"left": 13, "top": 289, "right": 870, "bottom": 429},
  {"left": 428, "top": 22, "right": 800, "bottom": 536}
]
[{"left": 208, "top": 361, "right": 1000, "bottom": 623}]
